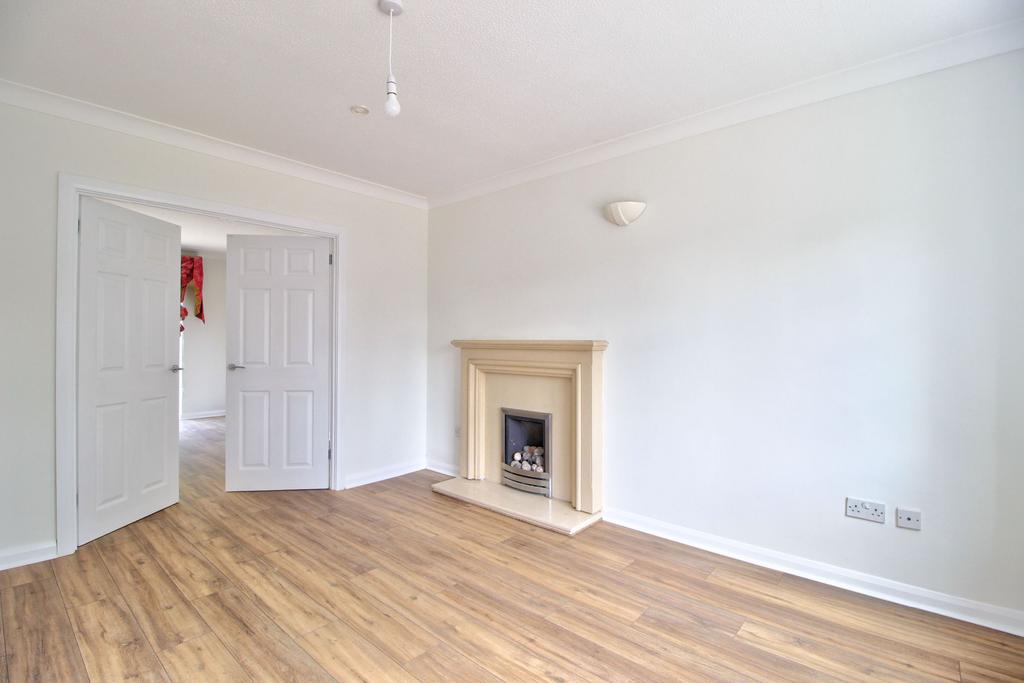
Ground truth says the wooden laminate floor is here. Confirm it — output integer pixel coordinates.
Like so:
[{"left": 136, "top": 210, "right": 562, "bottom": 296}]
[{"left": 1, "top": 418, "right": 1022, "bottom": 682}]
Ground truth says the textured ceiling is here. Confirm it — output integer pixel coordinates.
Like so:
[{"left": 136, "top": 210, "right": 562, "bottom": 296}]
[{"left": 2, "top": 1, "right": 1022, "bottom": 199}]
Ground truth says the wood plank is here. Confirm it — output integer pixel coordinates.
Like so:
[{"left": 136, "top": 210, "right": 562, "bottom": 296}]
[
  {"left": 736, "top": 620, "right": 950, "bottom": 682},
  {"left": 401, "top": 643, "right": 503, "bottom": 683},
  {"left": 442, "top": 528, "right": 651, "bottom": 622},
  {"left": 634, "top": 606, "right": 834, "bottom": 682},
  {"left": 260, "top": 547, "right": 439, "bottom": 663},
  {"left": 298, "top": 619, "right": 417, "bottom": 682},
  {"left": 255, "top": 508, "right": 378, "bottom": 577},
  {"left": 159, "top": 503, "right": 223, "bottom": 542},
  {"left": 628, "top": 560, "right": 965, "bottom": 681},
  {"left": 158, "top": 633, "right": 251, "bottom": 682},
  {"left": 0, "top": 559, "right": 54, "bottom": 590},
  {"left": 133, "top": 516, "right": 232, "bottom": 599},
  {"left": 435, "top": 579, "right": 675, "bottom": 683},
  {"left": 544, "top": 595, "right": 750, "bottom": 682},
  {"left": 0, "top": 578, "right": 89, "bottom": 682},
  {"left": 194, "top": 534, "right": 335, "bottom": 639},
  {"left": 52, "top": 544, "right": 120, "bottom": 607},
  {"left": 959, "top": 660, "right": 1024, "bottom": 682},
  {"left": 66, "top": 595, "right": 167, "bottom": 682},
  {"left": 191, "top": 587, "right": 334, "bottom": 683},
  {"left": 98, "top": 537, "right": 210, "bottom": 650},
  {"left": 92, "top": 524, "right": 139, "bottom": 550},
  {"left": 354, "top": 567, "right": 587, "bottom": 682}
]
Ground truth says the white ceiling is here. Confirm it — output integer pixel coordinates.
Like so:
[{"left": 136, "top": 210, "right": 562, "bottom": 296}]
[
  {"left": 2, "top": 1, "right": 1022, "bottom": 201},
  {"left": 105, "top": 201, "right": 291, "bottom": 254}
]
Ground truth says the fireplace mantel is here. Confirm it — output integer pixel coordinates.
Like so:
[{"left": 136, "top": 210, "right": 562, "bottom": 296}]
[
  {"left": 432, "top": 339, "right": 606, "bottom": 535},
  {"left": 452, "top": 339, "right": 609, "bottom": 352}
]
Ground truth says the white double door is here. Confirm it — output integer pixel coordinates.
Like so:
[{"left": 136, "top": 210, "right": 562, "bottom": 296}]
[
  {"left": 225, "top": 235, "right": 332, "bottom": 491},
  {"left": 78, "top": 200, "right": 331, "bottom": 544}
]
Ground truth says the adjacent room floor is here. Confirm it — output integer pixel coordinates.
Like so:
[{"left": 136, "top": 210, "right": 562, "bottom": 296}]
[{"left": 0, "top": 418, "right": 1021, "bottom": 682}]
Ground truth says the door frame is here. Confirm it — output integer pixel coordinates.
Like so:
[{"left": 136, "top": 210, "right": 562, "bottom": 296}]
[{"left": 56, "top": 173, "right": 343, "bottom": 557}]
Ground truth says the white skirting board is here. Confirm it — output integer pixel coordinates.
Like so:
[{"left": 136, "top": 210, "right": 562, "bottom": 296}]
[
  {"left": 343, "top": 459, "right": 427, "bottom": 489},
  {"left": 180, "top": 410, "right": 226, "bottom": 420},
  {"left": 603, "top": 507, "right": 1024, "bottom": 637},
  {"left": 426, "top": 460, "right": 459, "bottom": 477},
  {"left": 0, "top": 541, "right": 57, "bottom": 572}
]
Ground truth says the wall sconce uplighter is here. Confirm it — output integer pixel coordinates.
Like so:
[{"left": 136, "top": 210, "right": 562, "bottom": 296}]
[{"left": 602, "top": 201, "right": 647, "bottom": 227}]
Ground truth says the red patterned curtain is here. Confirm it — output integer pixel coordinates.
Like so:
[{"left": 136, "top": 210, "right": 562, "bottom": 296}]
[{"left": 180, "top": 255, "right": 205, "bottom": 332}]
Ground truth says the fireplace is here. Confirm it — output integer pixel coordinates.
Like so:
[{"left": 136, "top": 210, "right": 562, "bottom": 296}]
[{"left": 501, "top": 408, "right": 552, "bottom": 497}]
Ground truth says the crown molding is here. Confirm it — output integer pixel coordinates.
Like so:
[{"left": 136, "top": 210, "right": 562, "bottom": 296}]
[
  {"left": 0, "top": 79, "right": 428, "bottom": 210},
  {"left": 430, "top": 19, "right": 1024, "bottom": 208}
]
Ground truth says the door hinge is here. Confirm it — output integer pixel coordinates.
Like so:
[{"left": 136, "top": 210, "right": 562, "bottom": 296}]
[
  {"left": 77, "top": 219, "right": 81, "bottom": 233},
  {"left": 328, "top": 253, "right": 333, "bottom": 265},
  {"left": 328, "top": 446, "right": 332, "bottom": 461}
]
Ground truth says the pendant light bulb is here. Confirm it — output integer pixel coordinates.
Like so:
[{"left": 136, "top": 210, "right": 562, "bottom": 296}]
[
  {"left": 383, "top": 5, "right": 401, "bottom": 117},
  {"left": 385, "top": 69, "right": 400, "bottom": 117},
  {"left": 385, "top": 90, "right": 401, "bottom": 117}
]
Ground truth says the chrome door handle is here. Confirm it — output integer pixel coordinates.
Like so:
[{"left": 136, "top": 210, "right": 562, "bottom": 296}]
[
  {"left": 170, "top": 364, "right": 184, "bottom": 373},
  {"left": 228, "top": 363, "right": 246, "bottom": 370}
]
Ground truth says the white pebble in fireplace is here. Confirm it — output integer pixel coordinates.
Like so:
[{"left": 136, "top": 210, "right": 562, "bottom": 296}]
[{"left": 502, "top": 407, "right": 552, "bottom": 497}]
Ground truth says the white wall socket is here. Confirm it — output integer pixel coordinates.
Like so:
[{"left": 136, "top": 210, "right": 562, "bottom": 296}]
[
  {"left": 896, "top": 508, "right": 922, "bottom": 530},
  {"left": 846, "top": 497, "right": 885, "bottom": 523}
]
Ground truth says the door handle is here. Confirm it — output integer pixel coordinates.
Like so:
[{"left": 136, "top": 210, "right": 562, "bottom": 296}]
[
  {"left": 228, "top": 363, "right": 246, "bottom": 370},
  {"left": 170, "top": 364, "right": 184, "bottom": 373}
]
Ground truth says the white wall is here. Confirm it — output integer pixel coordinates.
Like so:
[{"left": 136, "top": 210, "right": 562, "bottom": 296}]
[
  {"left": 180, "top": 253, "right": 226, "bottom": 419},
  {"left": 0, "top": 102, "right": 428, "bottom": 559},
  {"left": 428, "top": 52, "right": 1024, "bottom": 612}
]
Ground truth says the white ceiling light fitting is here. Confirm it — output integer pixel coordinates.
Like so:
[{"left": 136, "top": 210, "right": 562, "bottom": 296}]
[{"left": 379, "top": 0, "right": 403, "bottom": 117}]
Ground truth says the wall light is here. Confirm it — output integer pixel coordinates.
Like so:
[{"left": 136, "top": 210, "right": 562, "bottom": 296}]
[{"left": 603, "top": 201, "right": 647, "bottom": 227}]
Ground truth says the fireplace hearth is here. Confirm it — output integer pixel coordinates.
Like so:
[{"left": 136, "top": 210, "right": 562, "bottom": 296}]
[{"left": 502, "top": 407, "right": 552, "bottom": 497}]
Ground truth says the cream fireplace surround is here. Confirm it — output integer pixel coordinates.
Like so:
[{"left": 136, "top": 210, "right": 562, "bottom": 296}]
[{"left": 432, "top": 339, "right": 606, "bottom": 535}]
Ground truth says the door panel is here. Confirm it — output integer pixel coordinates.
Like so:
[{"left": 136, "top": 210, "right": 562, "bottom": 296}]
[
  {"left": 78, "top": 197, "right": 180, "bottom": 544},
  {"left": 226, "top": 235, "right": 331, "bottom": 490}
]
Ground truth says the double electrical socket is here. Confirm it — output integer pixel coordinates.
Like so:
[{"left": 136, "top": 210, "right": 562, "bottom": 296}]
[{"left": 846, "top": 497, "right": 886, "bottom": 523}]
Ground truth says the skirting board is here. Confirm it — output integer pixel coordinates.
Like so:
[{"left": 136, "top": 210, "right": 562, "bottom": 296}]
[
  {"left": 426, "top": 460, "right": 459, "bottom": 477},
  {"left": 180, "top": 410, "right": 226, "bottom": 420},
  {"left": 0, "top": 541, "right": 57, "bottom": 572},
  {"left": 344, "top": 459, "right": 427, "bottom": 489},
  {"left": 603, "top": 507, "right": 1024, "bottom": 637}
]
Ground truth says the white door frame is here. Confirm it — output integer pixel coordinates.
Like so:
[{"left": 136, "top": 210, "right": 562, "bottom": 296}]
[{"left": 56, "top": 173, "right": 343, "bottom": 557}]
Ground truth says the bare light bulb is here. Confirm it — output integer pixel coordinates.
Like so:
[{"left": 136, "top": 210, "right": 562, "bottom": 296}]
[
  {"left": 384, "top": 92, "right": 401, "bottom": 117},
  {"left": 385, "top": 72, "right": 401, "bottom": 117}
]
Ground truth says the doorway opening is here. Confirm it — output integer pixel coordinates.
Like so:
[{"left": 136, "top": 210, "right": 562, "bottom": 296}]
[
  {"left": 109, "top": 202, "right": 324, "bottom": 516},
  {"left": 56, "top": 174, "right": 342, "bottom": 555}
]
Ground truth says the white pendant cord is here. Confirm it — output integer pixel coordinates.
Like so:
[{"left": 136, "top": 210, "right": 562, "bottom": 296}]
[{"left": 388, "top": 9, "right": 394, "bottom": 77}]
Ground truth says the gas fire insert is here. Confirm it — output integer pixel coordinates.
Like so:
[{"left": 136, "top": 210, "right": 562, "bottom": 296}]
[{"left": 501, "top": 407, "right": 552, "bottom": 497}]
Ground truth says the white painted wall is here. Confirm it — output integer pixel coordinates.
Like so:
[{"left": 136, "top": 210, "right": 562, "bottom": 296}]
[
  {"left": 180, "top": 253, "right": 226, "bottom": 419},
  {"left": 0, "top": 103, "right": 427, "bottom": 558},
  {"left": 427, "top": 52, "right": 1024, "bottom": 612}
]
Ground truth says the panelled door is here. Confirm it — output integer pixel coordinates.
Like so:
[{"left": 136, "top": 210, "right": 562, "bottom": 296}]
[
  {"left": 225, "top": 235, "right": 331, "bottom": 490},
  {"left": 78, "top": 197, "right": 181, "bottom": 544}
]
